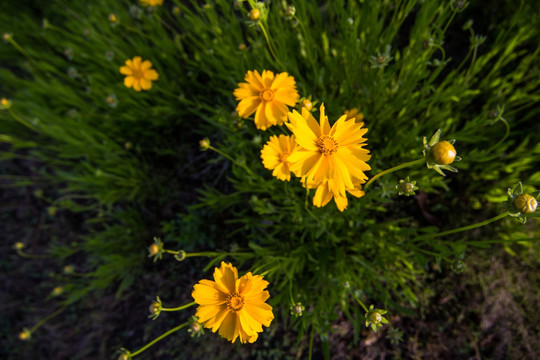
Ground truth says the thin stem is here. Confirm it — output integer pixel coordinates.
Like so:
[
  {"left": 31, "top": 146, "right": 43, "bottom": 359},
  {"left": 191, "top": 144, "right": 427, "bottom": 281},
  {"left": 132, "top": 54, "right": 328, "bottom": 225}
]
[
  {"left": 486, "top": 117, "right": 510, "bottom": 153},
  {"left": 258, "top": 22, "right": 286, "bottom": 70},
  {"left": 161, "top": 301, "right": 196, "bottom": 312},
  {"left": 130, "top": 322, "right": 189, "bottom": 358},
  {"left": 208, "top": 145, "right": 255, "bottom": 177},
  {"left": 7, "top": 38, "right": 31, "bottom": 60},
  {"left": 29, "top": 305, "right": 68, "bottom": 333},
  {"left": 414, "top": 211, "right": 510, "bottom": 242},
  {"left": 17, "top": 249, "right": 51, "bottom": 259},
  {"left": 347, "top": 288, "right": 368, "bottom": 312},
  {"left": 364, "top": 158, "right": 424, "bottom": 191},
  {"left": 8, "top": 109, "right": 37, "bottom": 131},
  {"left": 308, "top": 327, "right": 314, "bottom": 360}
]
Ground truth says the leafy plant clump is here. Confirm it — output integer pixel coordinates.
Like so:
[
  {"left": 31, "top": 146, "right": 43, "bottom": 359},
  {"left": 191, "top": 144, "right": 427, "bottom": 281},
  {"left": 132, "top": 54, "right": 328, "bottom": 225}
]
[{"left": 1, "top": 0, "right": 539, "bottom": 358}]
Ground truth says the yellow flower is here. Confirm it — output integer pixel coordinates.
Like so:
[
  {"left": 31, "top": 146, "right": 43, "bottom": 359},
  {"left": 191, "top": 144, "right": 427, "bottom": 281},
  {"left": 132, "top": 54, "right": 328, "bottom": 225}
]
[
  {"left": 140, "top": 0, "right": 164, "bottom": 6},
  {"left": 343, "top": 108, "right": 364, "bottom": 123},
  {"left": 260, "top": 135, "right": 299, "bottom": 181},
  {"left": 286, "top": 104, "right": 371, "bottom": 205},
  {"left": 120, "top": 56, "right": 159, "bottom": 92},
  {"left": 192, "top": 262, "right": 274, "bottom": 344},
  {"left": 234, "top": 70, "right": 299, "bottom": 130}
]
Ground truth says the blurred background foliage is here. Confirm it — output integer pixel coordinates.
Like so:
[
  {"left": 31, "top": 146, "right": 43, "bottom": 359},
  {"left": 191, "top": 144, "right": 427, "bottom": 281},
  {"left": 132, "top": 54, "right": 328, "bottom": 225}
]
[{"left": 1, "top": 0, "right": 539, "bottom": 359}]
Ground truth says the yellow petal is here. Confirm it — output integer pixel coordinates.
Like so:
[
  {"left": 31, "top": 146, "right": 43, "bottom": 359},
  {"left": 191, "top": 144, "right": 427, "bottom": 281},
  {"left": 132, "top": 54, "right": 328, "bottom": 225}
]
[
  {"left": 313, "top": 183, "right": 333, "bottom": 207},
  {"left": 243, "top": 303, "right": 274, "bottom": 328},
  {"left": 144, "top": 69, "right": 159, "bottom": 81},
  {"left": 192, "top": 280, "right": 227, "bottom": 305},
  {"left": 233, "top": 83, "right": 258, "bottom": 100},
  {"left": 236, "top": 96, "right": 260, "bottom": 118},
  {"left": 254, "top": 102, "right": 271, "bottom": 130},
  {"left": 119, "top": 66, "right": 133, "bottom": 75},
  {"left": 260, "top": 69, "right": 275, "bottom": 88},
  {"left": 245, "top": 70, "right": 265, "bottom": 91},
  {"left": 132, "top": 56, "right": 142, "bottom": 67},
  {"left": 140, "top": 78, "right": 152, "bottom": 90},
  {"left": 124, "top": 76, "right": 134, "bottom": 88},
  {"left": 213, "top": 262, "right": 238, "bottom": 294},
  {"left": 218, "top": 311, "right": 237, "bottom": 342},
  {"left": 141, "top": 59, "right": 153, "bottom": 70},
  {"left": 195, "top": 304, "right": 223, "bottom": 325}
]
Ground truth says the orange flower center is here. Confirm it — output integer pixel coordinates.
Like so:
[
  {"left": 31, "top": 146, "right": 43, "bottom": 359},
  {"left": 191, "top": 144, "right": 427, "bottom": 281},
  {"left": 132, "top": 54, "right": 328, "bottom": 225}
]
[
  {"left": 316, "top": 135, "right": 338, "bottom": 155},
  {"left": 130, "top": 66, "right": 144, "bottom": 80},
  {"left": 280, "top": 152, "right": 289, "bottom": 163},
  {"left": 226, "top": 292, "right": 245, "bottom": 312},
  {"left": 260, "top": 89, "right": 274, "bottom": 102}
]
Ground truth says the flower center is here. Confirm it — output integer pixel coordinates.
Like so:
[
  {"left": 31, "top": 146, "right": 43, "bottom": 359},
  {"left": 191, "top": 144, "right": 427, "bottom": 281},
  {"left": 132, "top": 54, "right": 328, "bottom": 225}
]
[
  {"left": 280, "top": 152, "right": 289, "bottom": 163},
  {"left": 226, "top": 292, "right": 245, "bottom": 312},
  {"left": 315, "top": 135, "right": 338, "bottom": 155},
  {"left": 131, "top": 67, "right": 144, "bottom": 80},
  {"left": 260, "top": 89, "right": 274, "bottom": 102}
]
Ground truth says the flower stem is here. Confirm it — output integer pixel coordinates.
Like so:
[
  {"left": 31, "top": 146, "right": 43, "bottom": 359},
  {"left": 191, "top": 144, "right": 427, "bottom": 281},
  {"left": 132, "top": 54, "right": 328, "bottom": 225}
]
[
  {"left": 161, "top": 301, "right": 196, "bottom": 312},
  {"left": 29, "top": 304, "right": 68, "bottom": 333},
  {"left": 208, "top": 145, "right": 255, "bottom": 177},
  {"left": 17, "top": 249, "right": 51, "bottom": 259},
  {"left": 364, "top": 158, "right": 424, "bottom": 191},
  {"left": 347, "top": 288, "right": 368, "bottom": 312},
  {"left": 130, "top": 322, "right": 189, "bottom": 358},
  {"left": 414, "top": 211, "right": 510, "bottom": 242},
  {"left": 258, "top": 22, "right": 287, "bottom": 70}
]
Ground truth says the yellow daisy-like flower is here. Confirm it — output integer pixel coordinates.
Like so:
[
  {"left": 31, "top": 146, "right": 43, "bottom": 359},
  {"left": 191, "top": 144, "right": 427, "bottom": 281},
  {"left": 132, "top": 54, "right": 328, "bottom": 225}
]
[
  {"left": 192, "top": 262, "right": 274, "bottom": 344},
  {"left": 260, "top": 135, "right": 299, "bottom": 181},
  {"left": 233, "top": 70, "right": 299, "bottom": 130},
  {"left": 343, "top": 108, "right": 364, "bottom": 123},
  {"left": 120, "top": 56, "right": 159, "bottom": 92},
  {"left": 286, "top": 104, "right": 371, "bottom": 208},
  {"left": 140, "top": 0, "right": 164, "bottom": 6}
]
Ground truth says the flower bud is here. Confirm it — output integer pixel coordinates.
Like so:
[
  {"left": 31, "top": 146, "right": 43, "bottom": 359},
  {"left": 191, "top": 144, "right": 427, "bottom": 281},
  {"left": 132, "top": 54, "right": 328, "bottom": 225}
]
[
  {"left": 369, "top": 312, "right": 382, "bottom": 325},
  {"left": 513, "top": 194, "right": 537, "bottom": 214},
  {"left": 302, "top": 99, "right": 313, "bottom": 111},
  {"left": 487, "top": 108, "right": 499, "bottom": 119},
  {"left": 18, "top": 329, "right": 31, "bottom": 341},
  {"left": 14, "top": 242, "right": 25, "bottom": 250},
  {"left": 249, "top": 9, "right": 260, "bottom": 20},
  {"left": 1, "top": 98, "right": 10, "bottom": 108},
  {"left": 149, "top": 301, "right": 161, "bottom": 315},
  {"left": 190, "top": 321, "right": 201, "bottom": 333},
  {"left": 290, "top": 302, "right": 305, "bottom": 317},
  {"left": 238, "top": 42, "right": 247, "bottom": 51},
  {"left": 431, "top": 141, "right": 457, "bottom": 165},
  {"left": 199, "top": 138, "right": 210, "bottom": 151},
  {"left": 148, "top": 244, "right": 160, "bottom": 256},
  {"left": 108, "top": 14, "right": 118, "bottom": 23}
]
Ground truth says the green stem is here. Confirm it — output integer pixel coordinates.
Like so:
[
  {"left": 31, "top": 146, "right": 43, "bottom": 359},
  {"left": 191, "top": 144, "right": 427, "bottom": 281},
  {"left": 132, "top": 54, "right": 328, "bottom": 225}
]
[
  {"left": 9, "top": 109, "right": 37, "bottom": 131},
  {"left": 17, "top": 249, "right": 51, "bottom": 259},
  {"left": 7, "top": 38, "right": 31, "bottom": 60},
  {"left": 29, "top": 305, "right": 68, "bottom": 333},
  {"left": 486, "top": 117, "right": 510, "bottom": 153},
  {"left": 308, "top": 327, "right": 314, "bottom": 360},
  {"left": 258, "top": 22, "right": 287, "bottom": 70},
  {"left": 414, "top": 211, "right": 510, "bottom": 242},
  {"left": 209, "top": 145, "right": 255, "bottom": 176},
  {"left": 364, "top": 158, "right": 424, "bottom": 190},
  {"left": 161, "top": 301, "right": 196, "bottom": 312},
  {"left": 130, "top": 322, "right": 189, "bottom": 358},
  {"left": 347, "top": 288, "right": 368, "bottom": 312}
]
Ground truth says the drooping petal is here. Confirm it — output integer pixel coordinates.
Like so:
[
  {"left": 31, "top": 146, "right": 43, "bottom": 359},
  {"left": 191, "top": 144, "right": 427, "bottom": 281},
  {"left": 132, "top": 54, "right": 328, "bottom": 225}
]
[
  {"left": 236, "top": 96, "right": 261, "bottom": 118},
  {"left": 213, "top": 262, "right": 238, "bottom": 294}
]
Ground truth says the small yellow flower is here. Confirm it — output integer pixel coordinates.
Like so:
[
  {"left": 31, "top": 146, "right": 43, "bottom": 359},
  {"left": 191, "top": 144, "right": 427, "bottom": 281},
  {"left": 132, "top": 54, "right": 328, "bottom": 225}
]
[
  {"left": 286, "top": 104, "right": 371, "bottom": 209},
  {"left": 120, "top": 56, "right": 159, "bottom": 92},
  {"left": 234, "top": 70, "right": 299, "bottom": 130},
  {"left": 140, "top": 0, "right": 164, "bottom": 6},
  {"left": 192, "top": 262, "right": 274, "bottom": 344},
  {"left": 249, "top": 9, "right": 260, "bottom": 20},
  {"left": 513, "top": 194, "right": 537, "bottom": 214},
  {"left": 260, "top": 135, "right": 299, "bottom": 181},
  {"left": 343, "top": 108, "right": 364, "bottom": 123}
]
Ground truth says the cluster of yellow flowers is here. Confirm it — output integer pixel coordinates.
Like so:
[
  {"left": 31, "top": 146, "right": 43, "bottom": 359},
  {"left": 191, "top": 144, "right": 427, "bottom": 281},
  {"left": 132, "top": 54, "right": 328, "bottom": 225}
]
[{"left": 235, "top": 69, "right": 371, "bottom": 211}]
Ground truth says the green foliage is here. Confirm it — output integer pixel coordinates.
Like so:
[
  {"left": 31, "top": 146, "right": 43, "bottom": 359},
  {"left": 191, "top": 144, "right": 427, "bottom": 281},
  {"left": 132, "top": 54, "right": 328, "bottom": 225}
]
[{"left": 1, "top": 0, "right": 539, "bottom": 357}]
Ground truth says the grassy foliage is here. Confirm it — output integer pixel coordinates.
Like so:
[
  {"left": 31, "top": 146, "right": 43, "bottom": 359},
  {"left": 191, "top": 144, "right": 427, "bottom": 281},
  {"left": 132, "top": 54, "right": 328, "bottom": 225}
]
[{"left": 1, "top": 0, "right": 539, "bottom": 358}]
